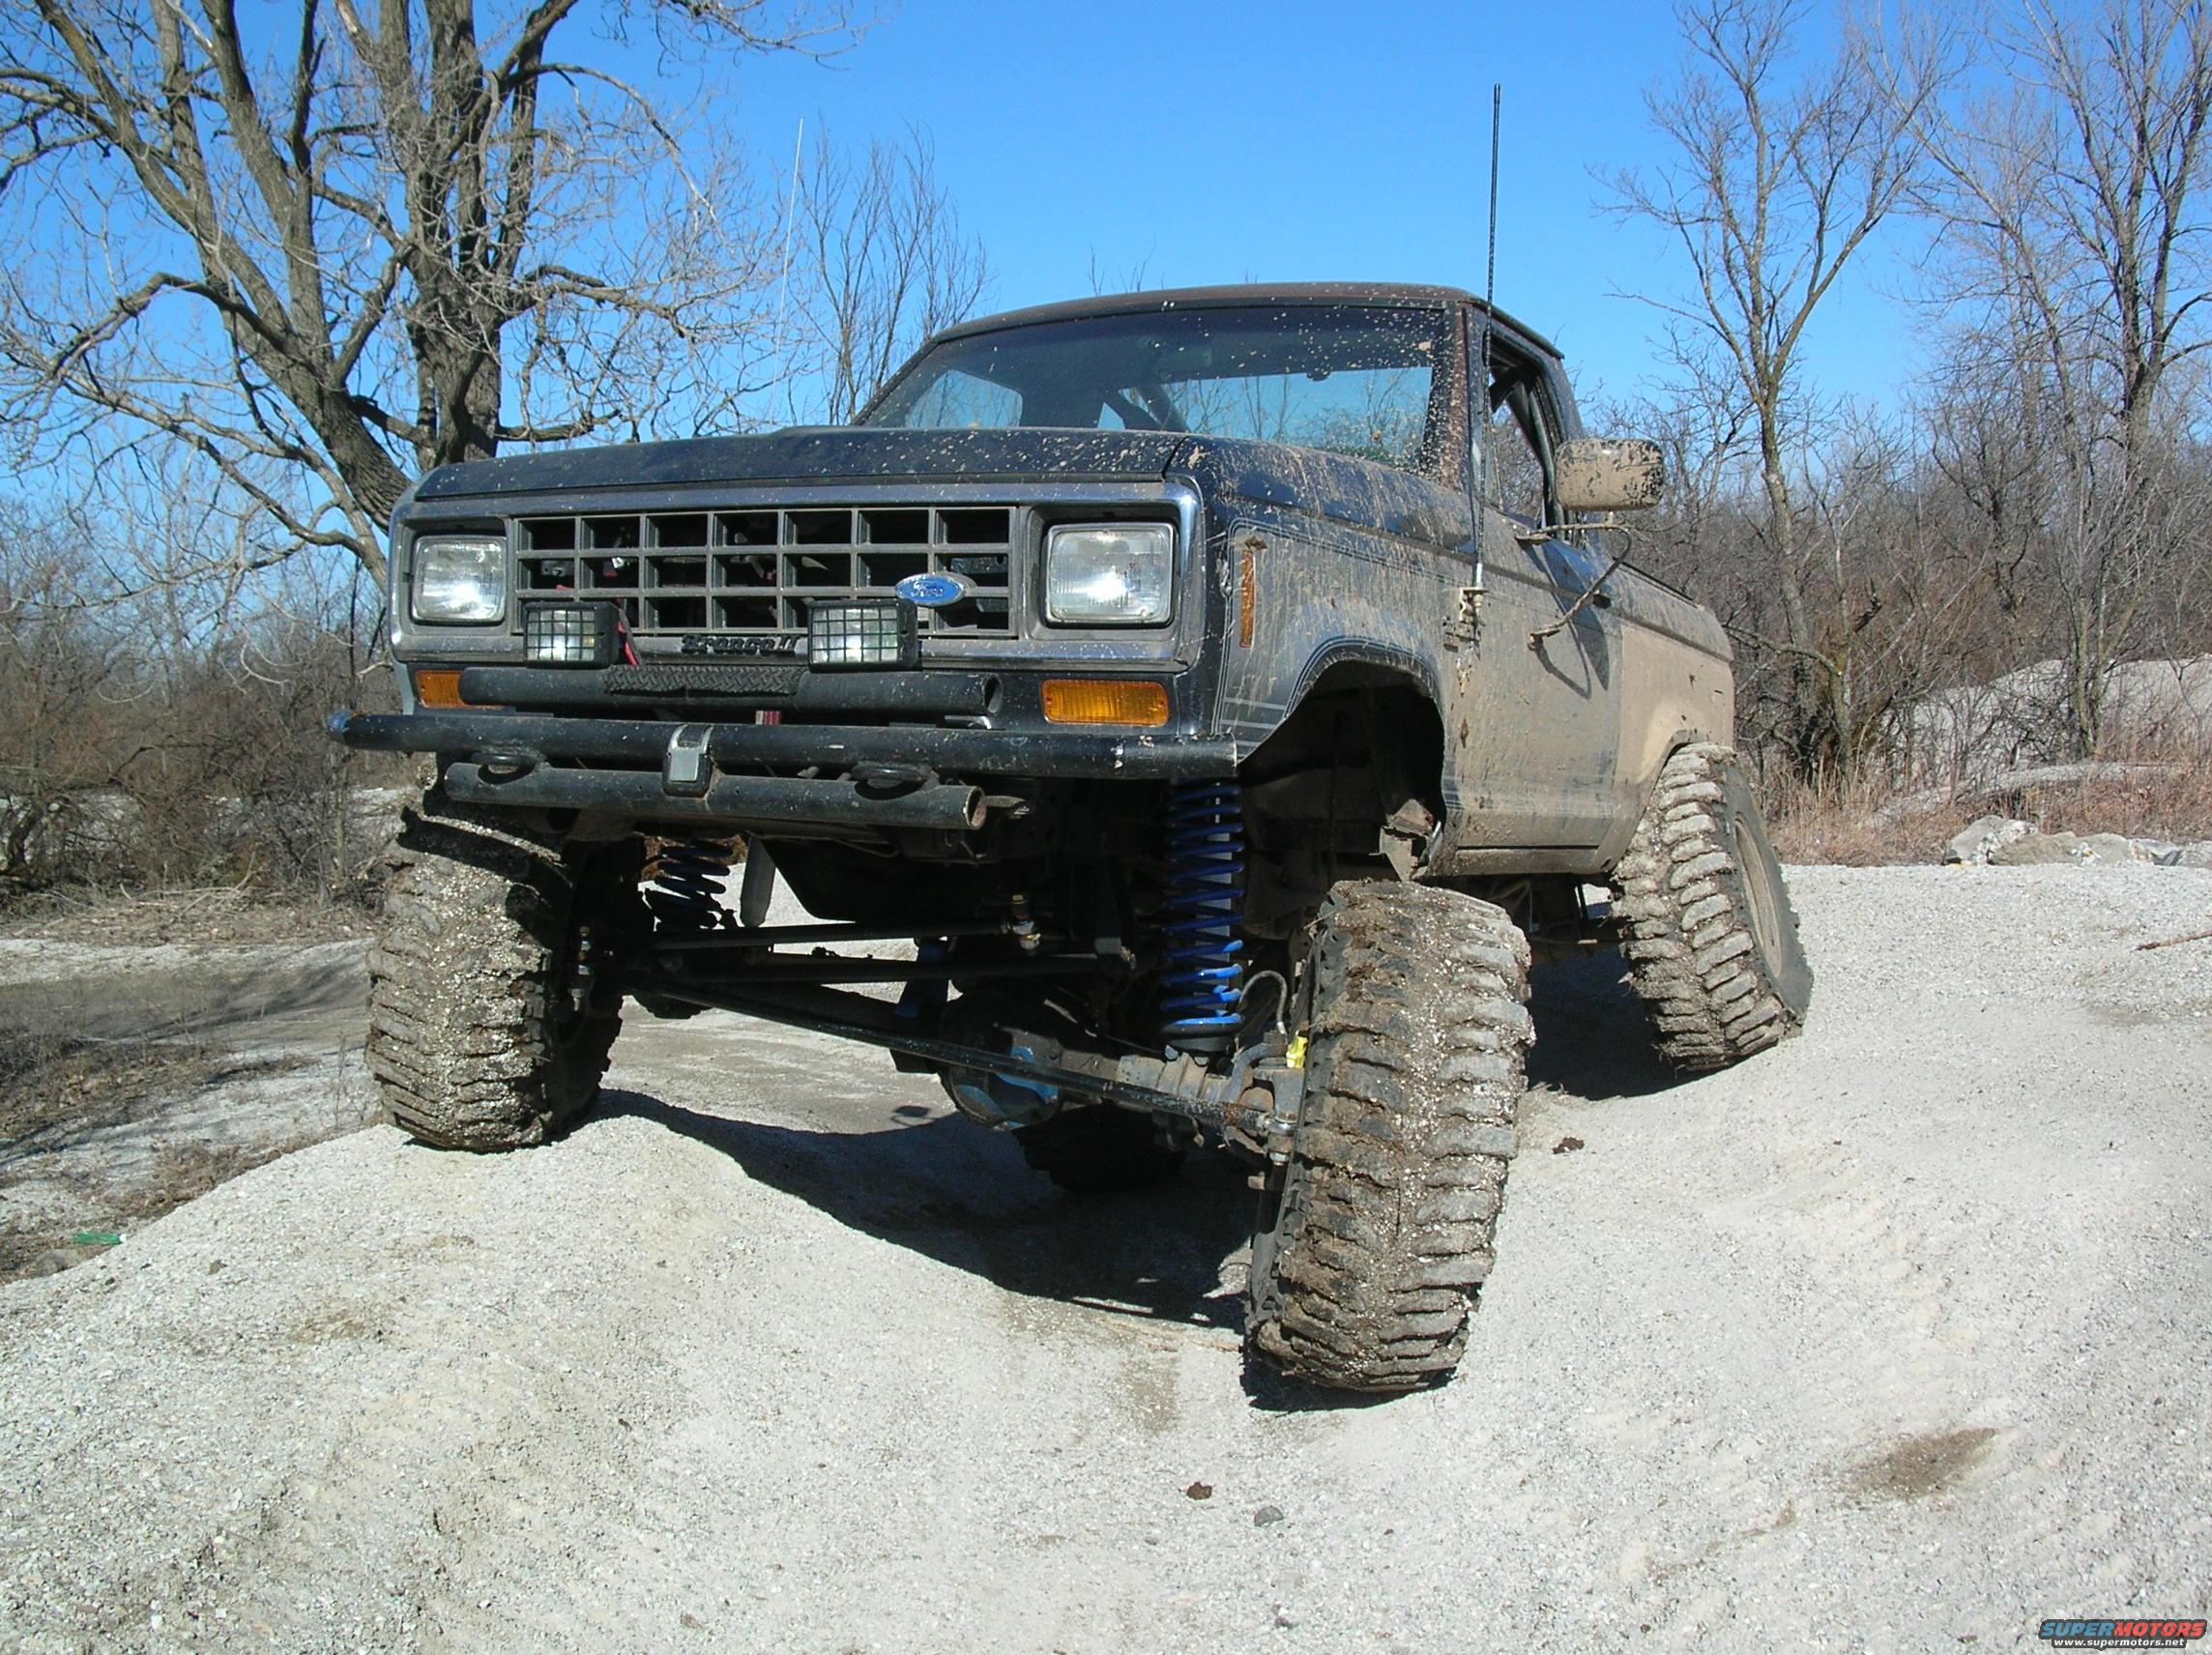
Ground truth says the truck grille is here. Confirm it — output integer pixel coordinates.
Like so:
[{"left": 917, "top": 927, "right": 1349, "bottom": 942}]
[{"left": 512, "top": 506, "right": 1015, "bottom": 638}]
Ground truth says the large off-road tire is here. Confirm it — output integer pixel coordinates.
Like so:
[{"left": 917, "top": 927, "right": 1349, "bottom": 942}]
[
  {"left": 1247, "top": 881, "right": 1532, "bottom": 1394},
  {"left": 1615, "top": 742, "right": 1814, "bottom": 1071},
  {"left": 369, "top": 792, "right": 641, "bottom": 1151},
  {"left": 1014, "top": 1105, "right": 1185, "bottom": 1194}
]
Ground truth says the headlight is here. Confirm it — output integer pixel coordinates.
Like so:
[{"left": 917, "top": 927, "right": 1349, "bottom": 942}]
[
  {"left": 1042, "top": 524, "right": 1174, "bottom": 625},
  {"left": 410, "top": 536, "right": 508, "bottom": 624}
]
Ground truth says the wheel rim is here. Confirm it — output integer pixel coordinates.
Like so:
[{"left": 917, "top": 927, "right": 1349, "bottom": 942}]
[{"left": 1732, "top": 815, "right": 1785, "bottom": 969}]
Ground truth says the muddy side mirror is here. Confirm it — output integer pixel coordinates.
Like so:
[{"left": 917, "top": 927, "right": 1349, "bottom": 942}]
[{"left": 1555, "top": 437, "right": 1665, "bottom": 513}]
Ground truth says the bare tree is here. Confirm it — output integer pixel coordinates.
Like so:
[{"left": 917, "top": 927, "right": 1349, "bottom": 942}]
[
  {"left": 1607, "top": 0, "right": 1952, "bottom": 778},
  {"left": 0, "top": 508, "right": 137, "bottom": 886},
  {"left": 1906, "top": 0, "right": 2212, "bottom": 752},
  {"left": 1085, "top": 250, "right": 1154, "bottom": 297},
  {"left": 782, "top": 124, "right": 988, "bottom": 424},
  {"left": 0, "top": 0, "right": 849, "bottom": 584}
]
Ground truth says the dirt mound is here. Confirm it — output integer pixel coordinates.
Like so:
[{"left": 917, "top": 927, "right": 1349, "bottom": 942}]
[{"left": 1, "top": 868, "right": 2206, "bottom": 1651}]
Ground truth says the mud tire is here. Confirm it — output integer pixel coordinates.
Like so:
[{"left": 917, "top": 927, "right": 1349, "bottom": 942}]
[
  {"left": 368, "top": 790, "right": 642, "bottom": 1151},
  {"left": 1615, "top": 742, "right": 1814, "bottom": 1071},
  {"left": 1014, "top": 1106, "right": 1185, "bottom": 1194},
  {"left": 1246, "top": 881, "right": 1532, "bottom": 1394}
]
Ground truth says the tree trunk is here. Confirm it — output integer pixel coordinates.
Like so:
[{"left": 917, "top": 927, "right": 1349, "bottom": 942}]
[{"left": 1759, "top": 415, "right": 1831, "bottom": 779}]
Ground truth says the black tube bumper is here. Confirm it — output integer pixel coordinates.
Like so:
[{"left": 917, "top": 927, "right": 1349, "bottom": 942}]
[
  {"left": 334, "top": 710, "right": 1236, "bottom": 778},
  {"left": 440, "top": 761, "right": 990, "bottom": 830},
  {"left": 331, "top": 710, "right": 1239, "bottom": 833}
]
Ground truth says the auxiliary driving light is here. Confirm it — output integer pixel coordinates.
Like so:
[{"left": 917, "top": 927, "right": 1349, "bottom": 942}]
[
  {"left": 807, "top": 597, "right": 917, "bottom": 669},
  {"left": 524, "top": 600, "right": 624, "bottom": 666}
]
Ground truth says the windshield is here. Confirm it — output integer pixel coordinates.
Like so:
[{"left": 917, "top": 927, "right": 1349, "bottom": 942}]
[{"left": 863, "top": 305, "right": 1457, "bottom": 476}]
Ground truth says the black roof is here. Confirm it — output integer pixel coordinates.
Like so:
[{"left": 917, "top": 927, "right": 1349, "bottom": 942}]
[{"left": 933, "top": 281, "right": 1562, "bottom": 359}]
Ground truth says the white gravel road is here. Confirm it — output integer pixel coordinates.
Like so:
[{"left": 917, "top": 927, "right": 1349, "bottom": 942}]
[{"left": 1, "top": 865, "right": 2207, "bottom": 1653}]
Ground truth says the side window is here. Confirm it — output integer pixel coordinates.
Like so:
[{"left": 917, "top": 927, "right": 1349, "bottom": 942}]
[
  {"left": 1485, "top": 393, "right": 1549, "bottom": 525},
  {"left": 899, "top": 368, "right": 1022, "bottom": 430},
  {"left": 1475, "top": 346, "right": 1559, "bottom": 528}
]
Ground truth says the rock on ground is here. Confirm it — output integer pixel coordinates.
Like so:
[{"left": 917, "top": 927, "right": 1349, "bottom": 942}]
[
  {"left": 1985, "top": 829, "right": 2162, "bottom": 866},
  {"left": 1948, "top": 820, "right": 2174, "bottom": 867},
  {"left": 1, "top": 867, "right": 2209, "bottom": 1653},
  {"left": 1944, "top": 815, "right": 2035, "bottom": 864}
]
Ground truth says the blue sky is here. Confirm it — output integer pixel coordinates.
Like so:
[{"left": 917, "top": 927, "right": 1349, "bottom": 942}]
[{"left": 715, "top": 0, "right": 1929, "bottom": 419}]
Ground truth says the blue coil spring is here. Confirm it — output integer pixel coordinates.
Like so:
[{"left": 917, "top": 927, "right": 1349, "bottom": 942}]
[
  {"left": 1158, "top": 780, "right": 1245, "bottom": 1051},
  {"left": 646, "top": 838, "right": 732, "bottom": 930}
]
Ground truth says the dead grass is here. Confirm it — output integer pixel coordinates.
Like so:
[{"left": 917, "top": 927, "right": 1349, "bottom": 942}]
[
  {"left": 1764, "top": 736, "right": 2212, "bottom": 865},
  {"left": 1766, "top": 776, "right": 1970, "bottom": 866},
  {"left": 0, "top": 1029, "right": 306, "bottom": 1281},
  {"left": 1, "top": 1030, "right": 239, "bottom": 1141},
  {"left": 0, "top": 884, "right": 373, "bottom": 946},
  {"left": 2013, "top": 748, "right": 2212, "bottom": 843}
]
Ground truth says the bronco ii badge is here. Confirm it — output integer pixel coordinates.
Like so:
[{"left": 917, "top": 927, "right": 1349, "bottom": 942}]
[{"left": 894, "top": 570, "right": 970, "bottom": 608}]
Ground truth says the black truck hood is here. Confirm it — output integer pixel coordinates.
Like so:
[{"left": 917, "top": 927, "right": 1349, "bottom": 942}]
[
  {"left": 409, "top": 424, "right": 1471, "bottom": 546},
  {"left": 411, "top": 427, "right": 1192, "bottom": 501}
]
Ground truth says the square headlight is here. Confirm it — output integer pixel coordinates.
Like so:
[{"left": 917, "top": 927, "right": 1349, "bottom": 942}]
[
  {"left": 410, "top": 536, "right": 508, "bottom": 624},
  {"left": 1043, "top": 524, "right": 1174, "bottom": 626}
]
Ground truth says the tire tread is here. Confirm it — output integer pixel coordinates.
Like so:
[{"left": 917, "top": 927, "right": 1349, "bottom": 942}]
[
  {"left": 1615, "top": 743, "right": 1810, "bottom": 1072},
  {"left": 366, "top": 792, "right": 630, "bottom": 1151},
  {"left": 1248, "top": 882, "right": 1531, "bottom": 1394}
]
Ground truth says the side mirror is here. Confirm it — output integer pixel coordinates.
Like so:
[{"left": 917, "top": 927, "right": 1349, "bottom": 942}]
[{"left": 1555, "top": 437, "right": 1665, "bottom": 513}]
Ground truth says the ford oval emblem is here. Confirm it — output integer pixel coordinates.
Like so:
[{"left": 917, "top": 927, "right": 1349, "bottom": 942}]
[{"left": 895, "top": 570, "right": 970, "bottom": 608}]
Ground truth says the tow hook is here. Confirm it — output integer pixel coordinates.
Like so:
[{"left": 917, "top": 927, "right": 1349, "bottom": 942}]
[{"left": 473, "top": 746, "right": 544, "bottom": 783}]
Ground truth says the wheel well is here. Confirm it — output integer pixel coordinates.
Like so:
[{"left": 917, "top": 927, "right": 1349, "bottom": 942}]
[{"left": 1237, "top": 663, "right": 1445, "bottom": 938}]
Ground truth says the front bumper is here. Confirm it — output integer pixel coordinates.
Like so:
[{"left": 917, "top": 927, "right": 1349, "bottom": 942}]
[{"left": 332, "top": 709, "right": 1238, "bottom": 835}]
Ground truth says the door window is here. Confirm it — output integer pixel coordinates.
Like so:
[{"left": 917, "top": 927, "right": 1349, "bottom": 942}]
[
  {"left": 1485, "top": 393, "right": 1549, "bottom": 525},
  {"left": 1475, "top": 341, "right": 1560, "bottom": 528}
]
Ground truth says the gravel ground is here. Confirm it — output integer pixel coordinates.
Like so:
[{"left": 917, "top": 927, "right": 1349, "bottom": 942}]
[{"left": 1, "top": 864, "right": 2207, "bottom": 1653}]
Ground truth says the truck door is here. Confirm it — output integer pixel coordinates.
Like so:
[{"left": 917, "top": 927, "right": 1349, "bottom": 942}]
[{"left": 1448, "top": 337, "right": 1622, "bottom": 851}]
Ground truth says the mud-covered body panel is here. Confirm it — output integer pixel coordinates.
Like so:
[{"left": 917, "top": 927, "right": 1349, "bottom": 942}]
[
  {"left": 366, "top": 286, "right": 1737, "bottom": 875},
  {"left": 410, "top": 426, "right": 1191, "bottom": 501},
  {"left": 1198, "top": 437, "right": 1727, "bottom": 863}
]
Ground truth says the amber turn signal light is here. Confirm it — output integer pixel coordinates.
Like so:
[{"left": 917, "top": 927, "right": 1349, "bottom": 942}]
[
  {"left": 1040, "top": 679, "right": 1170, "bottom": 727},
  {"left": 414, "top": 668, "right": 468, "bottom": 709}
]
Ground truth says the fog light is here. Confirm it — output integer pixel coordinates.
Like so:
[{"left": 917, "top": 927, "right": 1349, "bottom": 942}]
[
  {"left": 524, "top": 601, "right": 622, "bottom": 666},
  {"left": 808, "top": 598, "right": 917, "bottom": 669},
  {"left": 1040, "top": 679, "right": 1170, "bottom": 726}
]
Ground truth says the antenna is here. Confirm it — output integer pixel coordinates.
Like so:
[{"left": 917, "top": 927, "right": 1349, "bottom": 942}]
[
  {"left": 1479, "top": 83, "right": 1500, "bottom": 427},
  {"left": 1459, "top": 83, "right": 1502, "bottom": 641},
  {"left": 771, "top": 116, "right": 805, "bottom": 350}
]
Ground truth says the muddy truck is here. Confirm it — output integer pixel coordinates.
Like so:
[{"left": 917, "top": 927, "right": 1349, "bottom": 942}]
[{"left": 334, "top": 282, "right": 1812, "bottom": 1393}]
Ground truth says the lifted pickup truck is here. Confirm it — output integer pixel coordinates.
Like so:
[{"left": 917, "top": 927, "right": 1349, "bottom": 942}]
[{"left": 335, "top": 282, "right": 1812, "bottom": 1392}]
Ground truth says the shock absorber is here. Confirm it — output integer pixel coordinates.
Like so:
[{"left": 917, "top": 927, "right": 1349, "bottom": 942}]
[
  {"left": 645, "top": 837, "right": 734, "bottom": 930},
  {"left": 1158, "top": 779, "right": 1245, "bottom": 1053}
]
